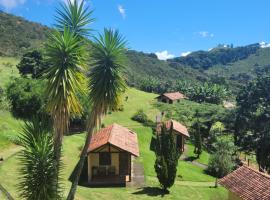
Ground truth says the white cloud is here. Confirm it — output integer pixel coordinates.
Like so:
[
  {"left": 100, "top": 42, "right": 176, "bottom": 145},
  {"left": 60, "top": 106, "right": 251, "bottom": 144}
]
[
  {"left": 0, "top": 0, "right": 26, "bottom": 10},
  {"left": 155, "top": 50, "right": 175, "bottom": 60},
  {"left": 118, "top": 5, "right": 126, "bottom": 19},
  {"left": 198, "top": 31, "right": 214, "bottom": 38},
  {"left": 260, "top": 41, "right": 270, "bottom": 48},
  {"left": 180, "top": 51, "right": 191, "bottom": 57}
]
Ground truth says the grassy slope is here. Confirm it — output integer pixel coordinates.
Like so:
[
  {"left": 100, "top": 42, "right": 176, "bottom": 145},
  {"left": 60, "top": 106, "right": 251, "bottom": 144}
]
[
  {"left": 0, "top": 57, "right": 20, "bottom": 88},
  {"left": 185, "top": 143, "right": 210, "bottom": 166},
  {"left": 0, "top": 88, "right": 229, "bottom": 200},
  {"left": 0, "top": 57, "right": 22, "bottom": 153}
]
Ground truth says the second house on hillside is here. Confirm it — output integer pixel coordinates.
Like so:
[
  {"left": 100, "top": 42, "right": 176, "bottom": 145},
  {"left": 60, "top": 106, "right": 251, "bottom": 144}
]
[
  {"left": 157, "top": 119, "right": 190, "bottom": 152},
  {"left": 157, "top": 92, "right": 186, "bottom": 104}
]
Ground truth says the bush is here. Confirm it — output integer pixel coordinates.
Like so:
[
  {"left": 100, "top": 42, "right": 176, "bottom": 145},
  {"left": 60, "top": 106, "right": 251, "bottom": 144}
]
[
  {"left": 207, "top": 138, "right": 236, "bottom": 178},
  {"left": 6, "top": 77, "right": 46, "bottom": 120},
  {"left": 132, "top": 109, "right": 148, "bottom": 123}
]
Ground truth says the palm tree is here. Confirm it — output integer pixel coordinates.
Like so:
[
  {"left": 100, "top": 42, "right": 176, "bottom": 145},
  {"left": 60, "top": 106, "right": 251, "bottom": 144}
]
[
  {"left": 67, "top": 29, "right": 127, "bottom": 200},
  {"left": 44, "top": 0, "right": 92, "bottom": 190},
  {"left": 18, "top": 118, "right": 60, "bottom": 200}
]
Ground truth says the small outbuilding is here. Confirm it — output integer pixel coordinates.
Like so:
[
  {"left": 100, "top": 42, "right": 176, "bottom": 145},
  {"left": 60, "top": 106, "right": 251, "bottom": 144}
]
[
  {"left": 86, "top": 123, "right": 139, "bottom": 186},
  {"left": 157, "top": 119, "right": 190, "bottom": 152},
  {"left": 219, "top": 165, "right": 270, "bottom": 200},
  {"left": 156, "top": 92, "right": 186, "bottom": 104}
]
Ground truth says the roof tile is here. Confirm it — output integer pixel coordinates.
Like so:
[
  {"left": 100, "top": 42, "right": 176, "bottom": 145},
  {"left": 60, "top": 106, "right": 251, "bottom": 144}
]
[
  {"left": 219, "top": 165, "right": 270, "bottom": 200},
  {"left": 87, "top": 123, "right": 139, "bottom": 157}
]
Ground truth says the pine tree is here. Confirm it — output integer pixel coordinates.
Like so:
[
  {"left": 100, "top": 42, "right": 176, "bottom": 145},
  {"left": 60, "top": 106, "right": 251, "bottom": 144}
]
[
  {"left": 193, "top": 110, "right": 202, "bottom": 158},
  {"left": 154, "top": 122, "right": 179, "bottom": 192}
]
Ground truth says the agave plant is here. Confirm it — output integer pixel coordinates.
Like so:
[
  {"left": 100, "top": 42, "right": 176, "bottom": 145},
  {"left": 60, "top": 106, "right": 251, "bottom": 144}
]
[
  {"left": 67, "top": 29, "right": 127, "bottom": 200},
  {"left": 18, "top": 118, "right": 61, "bottom": 200}
]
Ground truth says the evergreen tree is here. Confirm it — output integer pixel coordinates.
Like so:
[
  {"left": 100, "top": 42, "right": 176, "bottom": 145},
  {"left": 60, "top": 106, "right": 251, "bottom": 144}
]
[
  {"left": 155, "top": 122, "right": 179, "bottom": 192},
  {"left": 193, "top": 110, "right": 202, "bottom": 158}
]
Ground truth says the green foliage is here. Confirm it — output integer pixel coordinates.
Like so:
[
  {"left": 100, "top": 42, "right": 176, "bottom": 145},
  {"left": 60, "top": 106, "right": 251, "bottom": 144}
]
[
  {"left": 256, "top": 132, "right": 270, "bottom": 172},
  {"left": 208, "top": 121, "right": 225, "bottom": 151},
  {"left": 6, "top": 77, "right": 46, "bottom": 120},
  {"left": 192, "top": 111, "right": 202, "bottom": 158},
  {"left": 18, "top": 118, "right": 61, "bottom": 200},
  {"left": 17, "top": 50, "right": 48, "bottom": 78},
  {"left": 187, "top": 82, "right": 228, "bottom": 104},
  {"left": 132, "top": 109, "right": 148, "bottom": 123},
  {"left": 155, "top": 123, "right": 179, "bottom": 191},
  {"left": 207, "top": 138, "right": 236, "bottom": 178},
  {"left": 45, "top": 27, "right": 87, "bottom": 136},
  {"left": 88, "top": 29, "right": 127, "bottom": 115},
  {"left": 55, "top": 0, "right": 94, "bottom": 37},
  {"left": 235, "top": 75, "right": 270, "bottom": 153}
]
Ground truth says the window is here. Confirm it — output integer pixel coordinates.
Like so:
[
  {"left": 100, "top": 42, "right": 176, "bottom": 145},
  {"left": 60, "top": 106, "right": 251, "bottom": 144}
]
[{"left": 99, "top": 153, "right": 111, "bottom": 165}]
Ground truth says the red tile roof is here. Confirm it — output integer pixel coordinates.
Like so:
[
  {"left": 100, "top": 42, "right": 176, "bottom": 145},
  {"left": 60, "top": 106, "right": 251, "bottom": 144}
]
[
  {"left": 87, "top": 123, "right": 139, "bottom": 157},
  {"left": 161, "top": 92, "right": 186, "bottom": 101},
  {"left": 165, "top": 120, "right": 190, "bottom": 137},
  {"left": 219, "top": 165, "right": 270, "bottom": 200}
]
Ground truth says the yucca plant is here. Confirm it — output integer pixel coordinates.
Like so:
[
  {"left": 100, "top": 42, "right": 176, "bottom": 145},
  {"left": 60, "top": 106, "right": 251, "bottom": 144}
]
[
  {"left": 18, "top": 118, "right": 61, "bottom": 200},
  {"left": 55, "top": 0, "right": 94, "bottom": 37},
  {"left": 43, "top": 0, "right": 93, "bottom": 198},
  {"left": 67, "top": 28, "right": 127, "bottom": 200}
]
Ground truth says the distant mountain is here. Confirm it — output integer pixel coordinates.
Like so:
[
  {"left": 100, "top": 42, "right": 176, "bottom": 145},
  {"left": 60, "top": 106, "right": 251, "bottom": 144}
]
[
  {"left": 0, "top": 12, "right": 49, "bottom": 56},
  {"left": 1, "top": 11, "right": 270, "bottom": 93},
  {"left": 169, "top": 44, "right": 260, "bottom": 70}
]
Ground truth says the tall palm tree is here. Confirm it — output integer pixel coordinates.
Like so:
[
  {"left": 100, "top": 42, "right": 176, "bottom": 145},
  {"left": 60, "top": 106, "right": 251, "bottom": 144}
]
[
  {"left": 44, "top": 0, "right": 92, "bottom": 189},
  {"left": 67, "top": 29, "right": 127, "bottom": 200},
  {"left": 18, "top": 118, "right": 60, "bottom": 200}
]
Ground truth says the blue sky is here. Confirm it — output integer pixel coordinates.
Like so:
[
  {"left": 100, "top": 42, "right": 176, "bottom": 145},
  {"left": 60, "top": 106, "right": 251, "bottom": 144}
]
[{"left": 1, "top": 0, "right": 270, "bottom": 59}]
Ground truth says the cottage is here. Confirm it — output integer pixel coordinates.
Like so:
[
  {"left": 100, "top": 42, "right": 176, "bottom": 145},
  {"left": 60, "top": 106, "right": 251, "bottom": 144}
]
[
  {"left": 86, "top": 123, "right": 139, "bottom": 186},
  {"left": 219, "top": 165, "right": 270, "bottom": 200},
  {"left": 157, "top": 92, "right": 186, "bottom": 104},
  {"left": 157, "top": 119, "right": 190, "bottom": 152}
]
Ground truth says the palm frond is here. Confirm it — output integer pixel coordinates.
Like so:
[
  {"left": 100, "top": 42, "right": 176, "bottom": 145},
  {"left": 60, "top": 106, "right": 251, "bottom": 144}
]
[
  {"left": 88, "top": 28, "right": 127, "bottom": 120},
  {"left": 55, "top": 0, "right": 94, "bottom": 37},
  {"left": 18, "top": 119, "right": 62, "bottom": 200},
  {"left": 44, "top": 27, "right": 87, "bottom": 136}
]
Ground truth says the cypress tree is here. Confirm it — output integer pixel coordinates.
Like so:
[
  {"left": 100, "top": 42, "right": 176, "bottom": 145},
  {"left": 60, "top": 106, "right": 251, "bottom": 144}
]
[{"left": 154, "top": 122, "right": 180, "bottom": 192}]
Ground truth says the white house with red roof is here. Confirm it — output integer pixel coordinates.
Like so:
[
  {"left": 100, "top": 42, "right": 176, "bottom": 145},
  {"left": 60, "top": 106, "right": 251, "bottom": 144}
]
[{"left": 86, "top": 123, "right": 139, "bottom": 186}]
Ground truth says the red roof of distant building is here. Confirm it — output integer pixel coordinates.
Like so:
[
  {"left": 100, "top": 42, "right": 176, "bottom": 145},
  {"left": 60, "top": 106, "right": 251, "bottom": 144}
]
[
  {"left": 219, "top": 165, "right": 270, "bottom": 200},
  {"left": 165, "top": 120, "right": 190, "bottom": 137},
  {"left": 159, "top": 92, "right": 186, "bottom": 101},
  {"left": 87, "top": 123, "right": 139, "bottom": 157}
]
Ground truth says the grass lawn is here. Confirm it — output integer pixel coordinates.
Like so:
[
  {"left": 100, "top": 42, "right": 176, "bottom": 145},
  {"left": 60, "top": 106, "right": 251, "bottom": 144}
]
[
  {"left": 0, "top": 57, "right": 19, "bottom": 88},
  {"left": 0, "top": 88, "right": 229, "bottom": 200},
  {"left": 0, "top": 110, "right": 22, "bottom": 153},
  {"left": 184, "top": 143, "right": 210, "bottom": 166}
]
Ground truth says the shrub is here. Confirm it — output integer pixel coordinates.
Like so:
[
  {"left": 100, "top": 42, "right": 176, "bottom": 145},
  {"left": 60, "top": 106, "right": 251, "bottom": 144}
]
[
  {"left": 207, "top": 138, "right": 236, "bottom": 178},
  {"left": 6, "top": 77, "right": 46, "bottom": 120},
  {"left": 132, "top": 109, "right": 148, "bottom": 123}
]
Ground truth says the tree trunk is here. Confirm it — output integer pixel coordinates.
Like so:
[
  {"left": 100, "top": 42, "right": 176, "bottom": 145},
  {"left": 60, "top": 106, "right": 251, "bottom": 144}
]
[
  {"left": 54, "top": 132, "right": 63, "bottom": 199},
  {"left": 66, "top": 111, "right": 98, "bottom": 200}
]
